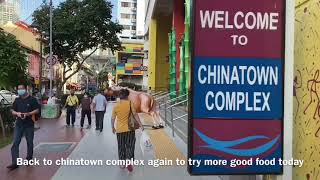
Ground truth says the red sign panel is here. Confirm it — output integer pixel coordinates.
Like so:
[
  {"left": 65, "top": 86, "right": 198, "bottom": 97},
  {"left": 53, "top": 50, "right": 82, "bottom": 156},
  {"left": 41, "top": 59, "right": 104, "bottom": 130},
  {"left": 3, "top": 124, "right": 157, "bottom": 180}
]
[{"left": 194, "top": 0, "right": 284, "bottom": 59}]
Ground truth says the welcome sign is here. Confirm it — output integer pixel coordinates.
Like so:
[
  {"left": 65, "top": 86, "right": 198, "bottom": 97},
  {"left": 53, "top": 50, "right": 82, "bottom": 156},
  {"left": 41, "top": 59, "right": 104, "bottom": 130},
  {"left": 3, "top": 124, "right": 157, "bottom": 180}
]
[{"left": 189, "top": 0, "right": 285, "bottom": 175}]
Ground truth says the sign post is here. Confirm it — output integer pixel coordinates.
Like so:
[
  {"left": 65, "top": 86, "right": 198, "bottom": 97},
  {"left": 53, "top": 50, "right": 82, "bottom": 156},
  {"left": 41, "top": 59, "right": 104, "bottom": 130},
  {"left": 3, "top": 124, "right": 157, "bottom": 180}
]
[{"left": 189, "top": 0, "right": 285, "bottom": 175}]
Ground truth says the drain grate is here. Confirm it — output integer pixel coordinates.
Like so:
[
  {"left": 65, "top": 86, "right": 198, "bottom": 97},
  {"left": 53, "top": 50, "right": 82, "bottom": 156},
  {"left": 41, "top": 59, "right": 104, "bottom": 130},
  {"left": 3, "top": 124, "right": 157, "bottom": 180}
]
[{"left": 34, "top": 142, "right": 75, "bottom": 153}]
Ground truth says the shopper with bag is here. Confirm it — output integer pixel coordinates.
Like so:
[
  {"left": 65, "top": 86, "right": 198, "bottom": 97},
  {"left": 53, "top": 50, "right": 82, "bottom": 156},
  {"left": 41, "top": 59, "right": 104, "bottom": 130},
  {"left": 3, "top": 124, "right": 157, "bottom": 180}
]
[{"left": 111, "top": 89, "right": 144, "bottom": 172}]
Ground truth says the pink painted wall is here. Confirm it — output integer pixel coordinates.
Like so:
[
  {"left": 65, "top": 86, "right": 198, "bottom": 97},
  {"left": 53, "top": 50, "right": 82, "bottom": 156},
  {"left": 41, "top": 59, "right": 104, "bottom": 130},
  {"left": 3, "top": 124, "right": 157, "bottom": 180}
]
[{"left": 28, "top": 53, "right": 40, "bottom": 79}]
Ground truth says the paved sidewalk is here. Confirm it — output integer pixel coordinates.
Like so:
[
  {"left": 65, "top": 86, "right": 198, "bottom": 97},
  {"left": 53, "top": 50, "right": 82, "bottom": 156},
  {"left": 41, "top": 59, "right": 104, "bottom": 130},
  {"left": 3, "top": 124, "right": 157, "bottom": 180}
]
[
  {"left": 0, "top": 103, "right": 226, "bottom": 180},
  {"left": 52, "top": 103, "right": 221, "bottom": 180},
  {"left": 0, "top": 110, "right": 89, "bottom": 180}
]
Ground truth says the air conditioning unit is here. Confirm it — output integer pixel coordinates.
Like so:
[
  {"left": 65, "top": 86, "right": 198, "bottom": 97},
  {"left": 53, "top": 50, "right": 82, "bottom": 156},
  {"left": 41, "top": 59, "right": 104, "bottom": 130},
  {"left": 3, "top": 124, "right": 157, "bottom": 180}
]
[
  {"left": 132, "top": 7, "right": 137, "bottom": 11},
  {"left": 131, "top": 19, "right": 136, "bottom": 23},
  {"left": 131, "top": 30, "right": 136, "bottom": 35}
]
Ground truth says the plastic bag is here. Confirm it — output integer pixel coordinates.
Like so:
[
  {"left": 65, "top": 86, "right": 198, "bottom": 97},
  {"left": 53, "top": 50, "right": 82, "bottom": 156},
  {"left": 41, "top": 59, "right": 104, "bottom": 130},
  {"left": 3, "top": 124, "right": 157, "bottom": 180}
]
[
  {"left": 47, "top": 97, "right": 53, "bottom": 105},
  {"left": 140, "top": 131, "right": 153, "bottom": 156}
]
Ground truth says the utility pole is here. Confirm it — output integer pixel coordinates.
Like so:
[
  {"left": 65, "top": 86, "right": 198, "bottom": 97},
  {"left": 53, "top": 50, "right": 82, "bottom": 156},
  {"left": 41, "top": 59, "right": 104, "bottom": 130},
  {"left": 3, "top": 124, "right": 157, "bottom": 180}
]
[
  {"left": 49, "top": 0, "right": 53, "bottom": 97},
  {"left": 39, "top": 34, "right": 43, "bottom": 95},
  {"left": 86, "top": 76, "right": 89, "bottom": 92}
]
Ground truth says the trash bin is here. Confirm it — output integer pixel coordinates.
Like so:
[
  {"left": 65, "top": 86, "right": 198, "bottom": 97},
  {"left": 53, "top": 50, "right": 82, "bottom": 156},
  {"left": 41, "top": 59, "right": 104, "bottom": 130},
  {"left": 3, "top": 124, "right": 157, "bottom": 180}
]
[{"left": 41, "top": 104, "right": 60, "bottom": 119}]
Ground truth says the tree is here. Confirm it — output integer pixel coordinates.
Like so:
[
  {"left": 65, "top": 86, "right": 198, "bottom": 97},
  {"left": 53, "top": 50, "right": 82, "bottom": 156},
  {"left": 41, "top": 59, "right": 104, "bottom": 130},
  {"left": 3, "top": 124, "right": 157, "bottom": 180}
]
[
  {"left": 32, "top": 0, "right": 122, "bottom": 96},
  {"left": 0, "top": 28, "right": 29, "bottom": 137},
  {"left": 96, "top": 58, "right": 114, "bottom": 87},
  {"left": 0, "top": 28, "right": 29, "bottom": 89}
]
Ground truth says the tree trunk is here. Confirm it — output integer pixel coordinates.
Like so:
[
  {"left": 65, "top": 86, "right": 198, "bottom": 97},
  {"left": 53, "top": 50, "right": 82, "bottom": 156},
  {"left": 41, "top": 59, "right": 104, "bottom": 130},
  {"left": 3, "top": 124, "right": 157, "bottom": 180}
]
[
  {"left": 56, "top": 83, "right": 63, "bottom": 98},
  {"left": 0, "top": 113, "right": 6, "bottom": 137}
]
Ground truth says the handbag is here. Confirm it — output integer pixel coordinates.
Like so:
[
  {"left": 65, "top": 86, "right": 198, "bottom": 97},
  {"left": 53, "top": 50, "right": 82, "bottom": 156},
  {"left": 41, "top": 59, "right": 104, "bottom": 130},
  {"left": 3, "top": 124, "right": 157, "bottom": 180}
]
[{"left": 128, "top": 101, "right": 140, "bottom": 131}]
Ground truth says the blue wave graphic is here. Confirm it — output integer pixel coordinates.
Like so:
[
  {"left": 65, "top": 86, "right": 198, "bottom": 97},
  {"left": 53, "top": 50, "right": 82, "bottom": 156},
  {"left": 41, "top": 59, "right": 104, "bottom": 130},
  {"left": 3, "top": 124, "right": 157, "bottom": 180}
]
[{"left": 194, "top": 128, "right": 280, "bottom": 157}]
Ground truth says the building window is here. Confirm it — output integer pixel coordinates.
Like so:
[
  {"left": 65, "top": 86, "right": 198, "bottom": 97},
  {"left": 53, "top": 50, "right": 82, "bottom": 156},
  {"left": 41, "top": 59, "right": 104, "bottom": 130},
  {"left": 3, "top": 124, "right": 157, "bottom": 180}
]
[
  {"left": 131, "top": 26, "right": 136, "bottom": 30},
  {"left": 132, "top": 14, "right": 136, "bottom": 19},
  {"left": 122, "top": 25, "right": 131, "bottom": 30},
  {"left": 132, "top": 3, "right": 137, "bottom": 7},
  {"left": 121, "top": 13, "right": 130, "bottom": 19},
  {"left": 120, "top": 36, "right": 129, "bottom": 39},
  {"left": 121, "top": 2, "right": 130, "bottom": 7}
]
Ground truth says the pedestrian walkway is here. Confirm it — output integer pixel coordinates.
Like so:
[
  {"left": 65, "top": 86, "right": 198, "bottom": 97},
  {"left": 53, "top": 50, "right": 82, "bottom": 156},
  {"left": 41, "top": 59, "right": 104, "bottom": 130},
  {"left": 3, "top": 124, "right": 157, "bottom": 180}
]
[
  {"left": 0, "top": 103, "right": 225, "bottom": 180},
  {"left": 0, "top": 111, "right": 88, "bottom": 180},
  {"left": 52, "top": 103, "right": 221, "bottom": 180}
]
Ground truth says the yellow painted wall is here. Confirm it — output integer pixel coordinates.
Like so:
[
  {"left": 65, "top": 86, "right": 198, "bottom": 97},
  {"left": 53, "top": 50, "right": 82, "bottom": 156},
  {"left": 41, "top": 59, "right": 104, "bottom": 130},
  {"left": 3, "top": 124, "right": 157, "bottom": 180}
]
[
  {"left": 1, "top": 22, "right": 40, "bottom": 53},
  {"left": 293, "top": 0, "right": 320, "bottom": 179},
  {"left": 147, "top": 15, "right": 171, "bottom": 91},
  {"left": 122, "top": 43, "right": 144, "bottom": 49},
  {"left": 148, "top": 18, "right": 157, "bottom": 90}
]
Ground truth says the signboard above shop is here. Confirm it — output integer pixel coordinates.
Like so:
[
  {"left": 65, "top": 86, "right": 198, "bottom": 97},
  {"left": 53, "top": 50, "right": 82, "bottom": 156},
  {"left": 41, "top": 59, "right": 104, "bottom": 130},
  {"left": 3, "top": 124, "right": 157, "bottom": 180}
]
[{"left": 189, "top": 0, "right": 285, "bottom": 175}]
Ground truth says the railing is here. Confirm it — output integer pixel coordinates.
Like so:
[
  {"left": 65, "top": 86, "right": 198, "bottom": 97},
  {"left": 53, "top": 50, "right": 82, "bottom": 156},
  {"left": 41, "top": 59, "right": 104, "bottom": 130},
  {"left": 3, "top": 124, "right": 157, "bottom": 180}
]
[
  {"left": 153, "top": 91, "right": 169, "bottom": 98},
  {"left": 150, "top": 91, "right": 165, "bottom": 96},
  {"left": 151, "top": 91, "right": 189, "bottom": 138},
  {"left": 163, "top": 94, "right": 188, "bottom": 105},
  {"left": 155, "top": 90, "right": 178, "bottom": 101},
  {"left": 157, "top": 93, "right": 187, "bottom": 121},
  {"left": 166, "top": 99, "right": 188, "bottom": 137}
]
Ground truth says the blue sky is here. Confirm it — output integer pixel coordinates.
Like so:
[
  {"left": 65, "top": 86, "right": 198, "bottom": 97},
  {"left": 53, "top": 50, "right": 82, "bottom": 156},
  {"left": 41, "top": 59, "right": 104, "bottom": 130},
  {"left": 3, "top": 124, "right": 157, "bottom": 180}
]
[{"left": 21, "top": 0, "right": 118, "bottom": 24}]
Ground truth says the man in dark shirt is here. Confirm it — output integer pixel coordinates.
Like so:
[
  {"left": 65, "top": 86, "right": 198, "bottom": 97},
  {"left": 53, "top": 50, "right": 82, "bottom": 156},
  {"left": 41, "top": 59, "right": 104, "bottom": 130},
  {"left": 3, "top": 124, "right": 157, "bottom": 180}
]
[
  {"left": 7, "top": 84, "right": 39, "bottom": 170},
  {"left": 80, "top": 92, "right": 92, "bottom": 129}
]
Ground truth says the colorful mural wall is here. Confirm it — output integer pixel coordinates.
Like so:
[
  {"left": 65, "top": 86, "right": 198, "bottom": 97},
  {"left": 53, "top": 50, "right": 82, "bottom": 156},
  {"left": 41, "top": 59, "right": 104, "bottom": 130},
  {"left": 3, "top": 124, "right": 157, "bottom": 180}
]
[
  {"left": 293, "top": 0, "right": 320, "bottom": 179},
  {"left": 116, "top": 63, "right": 142, "bottom": 75}
]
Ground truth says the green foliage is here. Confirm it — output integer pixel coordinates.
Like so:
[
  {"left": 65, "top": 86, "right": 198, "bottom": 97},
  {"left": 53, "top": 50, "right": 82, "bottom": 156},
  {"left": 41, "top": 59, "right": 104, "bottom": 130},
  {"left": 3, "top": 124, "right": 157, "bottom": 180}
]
[
  {"left": 97, "top": 68, "right": 110, "bottom": 84},
  {"left": 32, "top": 0, "right": 123, "bottom": 92},
  {"left": 0, "top": 105, "right": 15, "bottom": 131},
  {"left": 0, "top": 28, "right": 29, "bottom": 89},
  {"left": 0, "top": 133, "right": 13, "bottom": 148}
]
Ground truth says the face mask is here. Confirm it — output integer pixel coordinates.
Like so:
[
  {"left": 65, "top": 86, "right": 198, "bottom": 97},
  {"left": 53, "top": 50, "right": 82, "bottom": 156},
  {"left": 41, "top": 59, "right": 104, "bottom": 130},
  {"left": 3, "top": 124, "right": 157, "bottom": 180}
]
[{"left": 18, "top": 89, "right": 26, "bottom": 96}]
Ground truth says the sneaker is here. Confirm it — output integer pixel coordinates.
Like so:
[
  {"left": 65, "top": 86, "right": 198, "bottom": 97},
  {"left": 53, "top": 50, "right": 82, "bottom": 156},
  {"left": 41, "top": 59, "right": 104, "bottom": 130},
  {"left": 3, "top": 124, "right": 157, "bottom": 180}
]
[
  {"left": 158, "top": 125, "right": 164, "bottom": 128},
  {"left": 66, "top": 125, "right": 70, "bottom": 128},
  {"left": 80, "top": 126, "right": 83, "bottom": 130},
  {"left": 127, "top": 165, "right": 133, "bottom": 172},
  {"left": 87, "top": 125, "right": 91, "bottom": 129},
  {"left": 152, "top": 126, "right": 160, "bottom": 129},
  {"left": 6, "top": 164, "right": 19, "bottom": 170},
  {"left": 95, "top": 128, "right": 99, "bottom": 130},
  {"left": 72, "top": 124, "right": 75, "bottom": 127}
]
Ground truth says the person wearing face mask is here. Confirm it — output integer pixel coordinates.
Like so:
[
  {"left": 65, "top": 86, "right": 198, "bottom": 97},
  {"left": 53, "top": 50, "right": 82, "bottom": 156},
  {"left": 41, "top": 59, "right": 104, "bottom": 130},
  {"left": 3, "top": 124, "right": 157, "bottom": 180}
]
[
  {"left": 64, "top": 89, "right": 79, "bottom": 127},
  {"left": 80, "top": 92, "right": 92, "bottom": 129},
  {"left": 7, "top": 84, "right": 39, "bottom": 170}
]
